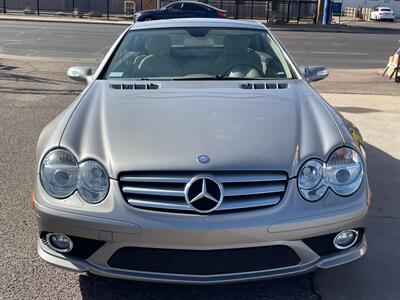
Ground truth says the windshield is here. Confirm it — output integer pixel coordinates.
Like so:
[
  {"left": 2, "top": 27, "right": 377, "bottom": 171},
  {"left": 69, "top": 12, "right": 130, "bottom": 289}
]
[{"left": 103, "top": 27, "right": 294, "bottom": 80}]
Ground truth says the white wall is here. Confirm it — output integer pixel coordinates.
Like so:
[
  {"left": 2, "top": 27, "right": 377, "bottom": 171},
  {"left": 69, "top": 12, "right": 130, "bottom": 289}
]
[{"left": 341, "top": 0, "right": 400, "bottom": 17}]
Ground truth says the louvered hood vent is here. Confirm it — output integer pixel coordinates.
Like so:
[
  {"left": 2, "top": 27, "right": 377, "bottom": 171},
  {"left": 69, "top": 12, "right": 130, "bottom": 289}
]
[
  {"left": 110, "top": 83, "right": 160, "bottom": 90},
  {"left": 240, "top": 83, "right": 289, "bottom": 90}
]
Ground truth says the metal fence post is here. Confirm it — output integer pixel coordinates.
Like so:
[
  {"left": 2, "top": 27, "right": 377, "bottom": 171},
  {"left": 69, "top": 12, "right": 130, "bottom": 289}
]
[
  {"left": 37, "top": 0, "right": 40, "bottom": 15},
  {"left": 106, "top": 0, "right": 109, "bottom": 19},
  {"left": 2, "top": 0, "right": 5, "bottom": 14},
  {"left": 72, "top": 0, "right": 75, "bottom": 10},
  {"left": 235, "top": 0, "right": 239, "bottom": 19},
  {"left": 297, "top": 0, "right": 301, "bottom": 23}
]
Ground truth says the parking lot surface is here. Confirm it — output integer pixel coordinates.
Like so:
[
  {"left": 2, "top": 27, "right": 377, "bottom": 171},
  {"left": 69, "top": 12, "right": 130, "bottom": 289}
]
[
  {"left": 1, "top": 20, "right": 399, "bottom": 68},
  {"left": 0, "top": 20, "right": 399, "bottom": 299}
]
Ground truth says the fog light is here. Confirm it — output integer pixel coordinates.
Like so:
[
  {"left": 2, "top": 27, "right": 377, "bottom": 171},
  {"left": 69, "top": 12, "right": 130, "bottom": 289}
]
[
  {"left": 333, "top": 230, "right": 359, "bottom": 250},
  {"left": 46, "top": 233, "right": 73, "bottom": 253}
]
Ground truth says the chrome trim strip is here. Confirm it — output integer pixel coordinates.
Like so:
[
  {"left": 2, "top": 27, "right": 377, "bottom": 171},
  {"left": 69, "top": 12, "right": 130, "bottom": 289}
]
[
  {"left": 127, "top": 198, "right": 191, "bottom": 210},
  {"left": 120, "top": 175, "right": 190, "bottom": 183},
  {"left": 122, "top": 186, "right": 185, "bottom": 197},
  {"left": 218, "top": 195, "right": 281, "bottom": 210},
  {"left": 224, "top": 183, "right": 285, "bottom": 197}
]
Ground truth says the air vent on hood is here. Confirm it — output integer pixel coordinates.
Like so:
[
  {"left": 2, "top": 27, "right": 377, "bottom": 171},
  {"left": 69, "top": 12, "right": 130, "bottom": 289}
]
[
  {"left": 240, "top": 83, "right": 288, "bottom": 90},
  {"left": 110, "top": 83, "right": 160, "bottom": 90}
]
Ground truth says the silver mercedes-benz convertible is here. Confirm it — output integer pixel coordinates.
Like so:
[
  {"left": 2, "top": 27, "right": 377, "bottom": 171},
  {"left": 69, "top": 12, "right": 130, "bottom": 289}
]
[{"left": 34, "top": 18, "right": 370, "bottom": 284}]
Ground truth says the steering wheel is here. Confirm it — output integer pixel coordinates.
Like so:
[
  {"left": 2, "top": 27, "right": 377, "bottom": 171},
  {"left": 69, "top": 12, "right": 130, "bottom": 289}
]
[{"left": 223, "top": 64, "right": 263, "bottom": 78}]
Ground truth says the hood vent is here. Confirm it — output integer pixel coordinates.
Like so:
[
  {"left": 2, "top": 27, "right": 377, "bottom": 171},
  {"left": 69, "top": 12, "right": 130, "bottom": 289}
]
[
  {"left": 240, "top": 83, "right": 289, "bottom": 90},
  {"left": 110, "top": 83, "right": 160, "bottom": 90}
]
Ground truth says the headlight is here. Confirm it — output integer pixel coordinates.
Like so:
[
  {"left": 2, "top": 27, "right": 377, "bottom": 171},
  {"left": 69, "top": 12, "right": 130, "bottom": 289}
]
[
  {"left": 325, "top": 148, "right": 363, "bottom": 196},
  {"left": 40, "top": 149, "right": 79, "bottom": 198},
  {"left": 298, "top": 147, "right": 364, "bottom": 201},
  {"left": 298, "top": 160, "right": 328, "bottom": 201},
  {"left": 77, "top": 160, "right": 109, "bottom": 203},
  {"left": 40, "top": 149, "right": 109, "bottom": 203}
]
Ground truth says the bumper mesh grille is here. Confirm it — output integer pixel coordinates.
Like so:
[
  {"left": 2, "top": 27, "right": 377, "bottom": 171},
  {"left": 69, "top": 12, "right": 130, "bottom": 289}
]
[
  {"left": 119, "top": 171, "right": 288, "bottom": 214},
  {"left": 108, "top": 245, "right": 299, "bottom": 275}
]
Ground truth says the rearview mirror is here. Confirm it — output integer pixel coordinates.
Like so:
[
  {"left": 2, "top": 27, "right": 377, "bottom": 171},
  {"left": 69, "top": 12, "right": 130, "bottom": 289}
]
[
  {"left": 67, "top": 66, "right": 92, "bottom": 84},
  {"left": 304, "top": 66, "right": 329, "bottom": 82}
]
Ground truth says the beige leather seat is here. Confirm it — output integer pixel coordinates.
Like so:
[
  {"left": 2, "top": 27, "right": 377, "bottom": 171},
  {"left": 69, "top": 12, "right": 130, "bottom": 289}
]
[
  {"left": 137, "top": 35, "right": 182, "bottom": 78},
  {"left": 213, "top": 35, "right": 263, "bottom": 76}
]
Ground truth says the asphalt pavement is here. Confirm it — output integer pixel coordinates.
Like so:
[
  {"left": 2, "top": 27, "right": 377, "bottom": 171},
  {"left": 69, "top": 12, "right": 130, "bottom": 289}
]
[
  {"left": 0, "top": 20, "right": 399, "bottom": 69},
  {"left": 0, "top": 20, "right": 399, "bottom": 300}
]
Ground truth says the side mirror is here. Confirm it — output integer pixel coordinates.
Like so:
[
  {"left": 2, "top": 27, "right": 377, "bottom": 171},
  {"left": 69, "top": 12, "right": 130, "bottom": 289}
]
[
  {"left": 304, "top": 66, "right": 329, "bottom": 82},
  {"left": 67, "top": 66, "right": 92, "bottom": 84}
]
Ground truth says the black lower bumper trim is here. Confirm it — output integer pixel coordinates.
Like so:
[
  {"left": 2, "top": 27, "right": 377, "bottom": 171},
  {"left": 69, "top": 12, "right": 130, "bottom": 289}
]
[
  {"left": 108, "top": 245, "right": 300, "bottom": 275},
  {"left": 303, "top": 228, "right": 365, "bottom": 257}
]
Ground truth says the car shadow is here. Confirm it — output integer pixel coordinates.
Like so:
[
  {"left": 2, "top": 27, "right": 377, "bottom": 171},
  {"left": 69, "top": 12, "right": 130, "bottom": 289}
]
[
  {"left": 335, "top": 107, "right": 382, "bottom": 114},
  {"left": 314, "top": 143, "right": 400, "bottom": 297},
  {"left": 363, "top": 142, "right": 400, "bottom": 213},
  {"left": 79, "top": 272, "right": 319, "bottom": 299}
]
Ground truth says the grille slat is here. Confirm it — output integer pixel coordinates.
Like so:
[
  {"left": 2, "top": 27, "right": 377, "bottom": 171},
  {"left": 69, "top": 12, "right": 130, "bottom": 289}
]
[
  {"left": 122, "top": 186, "right": 185, "bottom": 197},
  {"left": 120, "top": 171, "right": 287, "bottom": 214},
  {"left": 219, "top": 194, "right": 281, "bottom": 210},
  {"left": 224, "top": 182, "right": 285, "bottom": 197},
  {"left": 120, "top": 175, "right": 190, "bottom": 183},
  {"left": 127, "top": 198, "right": 192, "bottom": 211}
]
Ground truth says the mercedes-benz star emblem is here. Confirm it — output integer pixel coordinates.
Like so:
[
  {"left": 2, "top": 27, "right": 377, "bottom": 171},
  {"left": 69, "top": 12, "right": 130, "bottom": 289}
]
[
  {"left": 184, "top": 176, "right": 223, "bottom": 213},
  {"left": 197, "top": 155, "right": 210, "bottom": 164}
]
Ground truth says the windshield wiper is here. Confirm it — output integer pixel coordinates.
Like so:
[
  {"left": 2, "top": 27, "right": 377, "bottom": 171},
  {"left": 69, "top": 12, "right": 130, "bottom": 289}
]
[{"left": 172, "top": 74, "right": 264, "bottom": 81}]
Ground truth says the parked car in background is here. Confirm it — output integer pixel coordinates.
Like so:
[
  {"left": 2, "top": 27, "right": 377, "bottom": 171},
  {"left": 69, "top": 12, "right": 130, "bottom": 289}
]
[
  {"left": 371, "top": 7, "right": 395, "bottom": 21},
  {"left": 133, "top": 1, "right": 226, "bottom": 22},
  {"left": 35, "top": 18, "right": 370, "bottom": 284}
]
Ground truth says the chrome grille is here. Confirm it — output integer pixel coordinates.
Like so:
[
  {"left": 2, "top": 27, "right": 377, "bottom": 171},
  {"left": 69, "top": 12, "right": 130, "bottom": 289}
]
[{"left": 119, "top": 171, "right": 287, "bottom": 213}]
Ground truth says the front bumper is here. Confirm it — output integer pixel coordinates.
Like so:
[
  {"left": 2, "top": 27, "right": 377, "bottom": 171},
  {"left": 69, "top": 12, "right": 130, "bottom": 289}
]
[
  {"left": 34, "top": 177, "right": 370, "bottom": 284},
  {"left": 38, "top": 235, "right": 367, "bottom": 284}
]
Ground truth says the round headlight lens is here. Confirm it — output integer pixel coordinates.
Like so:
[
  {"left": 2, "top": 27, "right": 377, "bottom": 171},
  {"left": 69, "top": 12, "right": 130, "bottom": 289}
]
[
  {"left": 298, "top": 159, "right": 328, "bottom": 201},
  {"left": 40, "top": 149, "right": 79, "bottom": 198},
  {"left": 298, "top": 160, "right": 324, "bottom": 190},
  {"left": 77, "top": 160, "right": 109, "bottom": 203},
  {"left": 326, "top": 147, "right": 363, "bottom": 196}
]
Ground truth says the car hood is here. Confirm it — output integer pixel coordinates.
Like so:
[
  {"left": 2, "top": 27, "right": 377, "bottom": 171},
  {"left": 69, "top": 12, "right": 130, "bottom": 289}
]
[{"left": 60, "top": 80, "right": 344, "bottom": 178}]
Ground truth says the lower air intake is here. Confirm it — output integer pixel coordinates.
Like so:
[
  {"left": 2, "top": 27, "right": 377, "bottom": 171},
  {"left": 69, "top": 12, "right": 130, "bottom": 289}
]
[{"left": 108, "top": 245, "right": 300, "bottom": 275}]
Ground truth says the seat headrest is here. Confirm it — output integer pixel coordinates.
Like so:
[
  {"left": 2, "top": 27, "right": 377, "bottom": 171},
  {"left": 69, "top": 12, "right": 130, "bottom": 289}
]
[
  {"left": 224, "top": 35, "right": 250, "bottom": 55},
  {"left": 145, "top": 35, "right": 171, "bottom": 56}
]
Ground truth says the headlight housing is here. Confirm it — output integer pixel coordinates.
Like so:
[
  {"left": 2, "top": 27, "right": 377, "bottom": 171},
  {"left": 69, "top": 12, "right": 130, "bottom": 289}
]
[
  {"left": 325, "top": 148, "right": 364, "bottom": 196},
  {"left": 77, "top": 160, "right": 109, "bottom": 203},
  {"left": 40, "top": 149, "right": 109, "bottom": 203},
  {"left": 298, "top": 147, "right": 364, "bottom": 201},
  {"left": 40, "top": 149, "right": 79, "bottom": 198}
]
